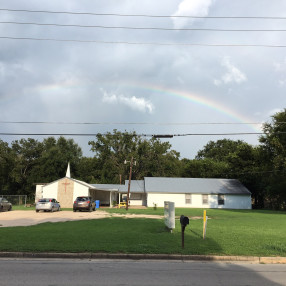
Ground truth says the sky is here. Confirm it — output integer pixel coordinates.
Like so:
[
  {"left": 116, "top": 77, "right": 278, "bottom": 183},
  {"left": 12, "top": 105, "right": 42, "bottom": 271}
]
[{"left": 0, "top": 0, "right": 286, "bottom": 159}]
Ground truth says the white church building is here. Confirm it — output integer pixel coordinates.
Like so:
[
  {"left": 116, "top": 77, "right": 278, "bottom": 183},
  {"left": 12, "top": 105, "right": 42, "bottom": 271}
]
[{"left": 35, "top": 165, "right": 252, "bottom": 209}]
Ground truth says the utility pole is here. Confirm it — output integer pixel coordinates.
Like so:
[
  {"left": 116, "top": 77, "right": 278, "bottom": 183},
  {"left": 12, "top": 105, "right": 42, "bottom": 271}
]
[{"left": 124, "top": 156, "right": 136, "bottom": 211}]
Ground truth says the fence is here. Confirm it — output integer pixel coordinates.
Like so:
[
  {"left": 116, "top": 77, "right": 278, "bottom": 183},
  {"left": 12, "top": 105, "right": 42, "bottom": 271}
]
[{"left": 0, "top": 195, "right": 27, "bottom": 206}]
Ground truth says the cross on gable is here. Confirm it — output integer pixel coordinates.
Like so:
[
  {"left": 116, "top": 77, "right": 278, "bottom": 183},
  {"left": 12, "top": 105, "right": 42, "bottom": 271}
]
[{"left": 62, "top": 179, "right": 70, "bottom": 193}]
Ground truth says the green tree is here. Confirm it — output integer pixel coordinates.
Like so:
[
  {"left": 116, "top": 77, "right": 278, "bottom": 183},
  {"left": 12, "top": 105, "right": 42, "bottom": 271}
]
[
  {"left": 0, "top": 140, "right": 14, "bottom": 194},
  {"left": 35, "top": 137, "right": 83, "bottom": 183},
  {"left": 259, "top": 109, "right": 286, "bottom": 209},
  {"left": 88, "top": 130, "right": 181, "bottom": 183},
  {"left": 194, "top": 139, "right": 264, "bottom": 207},
  {"left": 181, "top": 158, "right": 229, "bottom": 178},
  {"left": 10, "top": 138, "right": 44, "bottom": 195}
]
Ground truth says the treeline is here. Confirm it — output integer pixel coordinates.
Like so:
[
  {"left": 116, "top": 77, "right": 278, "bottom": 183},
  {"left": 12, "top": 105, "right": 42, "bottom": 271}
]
[{"left": 0, "top": 109, "right": 286, "bottom": 210}]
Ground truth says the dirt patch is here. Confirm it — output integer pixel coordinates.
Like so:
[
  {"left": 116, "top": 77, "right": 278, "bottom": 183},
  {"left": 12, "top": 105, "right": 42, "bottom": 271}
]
[{"left": 0, "top": 210, "right": 164, "bottom": 227}]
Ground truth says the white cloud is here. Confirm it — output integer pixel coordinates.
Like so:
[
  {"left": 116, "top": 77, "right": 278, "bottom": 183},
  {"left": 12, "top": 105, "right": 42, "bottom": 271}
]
[
  {"left": 214, "top": 57, "right": 247, "bottom": 86},
  {"left": 172, "top": 0, "right": 215, "bottom": 28},
  {"left": 101, "top": 89, "right": 154, "bottom": 113}
]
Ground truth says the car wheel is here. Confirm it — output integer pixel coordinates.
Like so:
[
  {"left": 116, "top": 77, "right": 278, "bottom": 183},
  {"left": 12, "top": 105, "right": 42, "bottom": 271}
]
[
  {"left": 58, "top": 207, "right": 61, "bottom": 212},
  {"left": 36, "top": 210, "right": 39, "bottom": 212},
  {"left": 89, "top": 205, "right": 92, "bottom": 212},
  {"left": 73, "top": 209, "right": 76, "bottom": 212},
  {"left": 8, "top": 205, "right": 12, "bottom": 211}
]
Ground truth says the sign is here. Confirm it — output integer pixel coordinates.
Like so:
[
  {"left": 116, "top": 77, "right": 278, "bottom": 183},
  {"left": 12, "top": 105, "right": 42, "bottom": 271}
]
[{"left": 164, "top": 201, "right": 175, "bottom": 230}]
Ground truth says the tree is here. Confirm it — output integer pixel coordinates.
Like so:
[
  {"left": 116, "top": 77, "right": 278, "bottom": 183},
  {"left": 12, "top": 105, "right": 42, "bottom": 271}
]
[
  {"left": 10, "top": 138, "right": 44, "bottom": 195},
  {"left": 181, "top": 158, "right": 229, "bottom": 178},
  {"left": 0, "top": 140, "right": 14, "bottom": 194},
  {"left": 194, "top": 139, "right": 265, "bottom": 207},
  {"left": 35, "top": 137, "right": 83, "bottom": 183},
  {"left": 259, "top": 109, "right": 286, "bottom": 209},
  {"left": 88, "top": 130, "right": 181, "bottom": 183},
  {"left": 196, "top": 139, "right": 246, "bottom": 161}
]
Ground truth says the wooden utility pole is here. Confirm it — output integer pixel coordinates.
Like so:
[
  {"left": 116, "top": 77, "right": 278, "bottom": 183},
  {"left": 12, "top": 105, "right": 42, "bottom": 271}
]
[{"left": 126, "top": 156, "right": 134, "bottom": 211}]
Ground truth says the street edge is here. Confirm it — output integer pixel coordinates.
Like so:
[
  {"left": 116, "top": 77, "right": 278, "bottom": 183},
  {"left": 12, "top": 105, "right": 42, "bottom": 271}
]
[{"left": 0, "top": 252, "right": 285, "bottom": 264}]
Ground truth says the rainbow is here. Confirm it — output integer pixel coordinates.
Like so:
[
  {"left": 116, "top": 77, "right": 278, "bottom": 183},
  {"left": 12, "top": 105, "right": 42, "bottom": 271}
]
[
  {"left": 109, "top": 81, "right": 262, "bottom": 132},
  {"left": 7, "top": 79, "right": 262, "bottom": 132}
]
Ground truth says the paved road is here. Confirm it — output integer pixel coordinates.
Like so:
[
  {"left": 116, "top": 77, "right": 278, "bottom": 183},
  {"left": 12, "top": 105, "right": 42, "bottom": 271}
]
[{"left": 0, "top": 259, "right": 285, "bottom": 286}]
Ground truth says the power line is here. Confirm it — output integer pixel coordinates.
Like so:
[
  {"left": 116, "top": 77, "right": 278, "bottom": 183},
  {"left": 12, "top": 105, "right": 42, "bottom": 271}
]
[
  {"left": 0, "top": 132, "right": 268, "bottom": 137},
  {"left": 1, "top": 36, "right": 285, "bottom": 47},
  {"left": 0, "top": 121, "right": 267, "bottom": 125},
  {"left": 1, "top": 8, "right": 286, "bottom": 20},
  {"left": 1, "top": 21, "right": 286, "bottom": 32}
]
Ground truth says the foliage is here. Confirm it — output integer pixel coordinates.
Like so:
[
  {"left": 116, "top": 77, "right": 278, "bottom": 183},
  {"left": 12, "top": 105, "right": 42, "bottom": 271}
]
[
  {"left": 1, "top": 109, "right": 286, "bottom": 209},
  {"left": 88, "top": 130, "right": 181, "bottom": 183},
  {"left": 0, "top": 137, "right": 82, "bottom": 196},
  {"left": 259, "top": 109, "right": 286, "bottom": 209}
]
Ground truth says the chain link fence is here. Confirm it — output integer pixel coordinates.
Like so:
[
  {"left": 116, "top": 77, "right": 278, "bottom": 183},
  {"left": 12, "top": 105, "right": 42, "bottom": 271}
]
[{"left": 0, "top": 195, "right": 27, "bottom": 206}]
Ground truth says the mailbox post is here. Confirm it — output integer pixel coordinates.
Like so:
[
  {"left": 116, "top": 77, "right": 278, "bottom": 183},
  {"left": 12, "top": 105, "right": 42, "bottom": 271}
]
[{"left": 180, "top": 215, "right": 189, "bottom": 248}]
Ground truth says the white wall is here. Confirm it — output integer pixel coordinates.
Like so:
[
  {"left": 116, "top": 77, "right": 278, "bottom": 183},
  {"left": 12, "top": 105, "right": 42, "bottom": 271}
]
[
  {"left": 35, "top": 185, "right": 44, "bottom": 202},
  {"left": 42, "top": 180, "right": 89, "bottom": 202},
  {"left": 74, "top": 183, "right": 89, "bottom": 201},
  {"left": 147, "top": 193, "right": 251, "bottom": 209},
  {"left": 42, "top": 182, "right": 58, "bottom": 200}
]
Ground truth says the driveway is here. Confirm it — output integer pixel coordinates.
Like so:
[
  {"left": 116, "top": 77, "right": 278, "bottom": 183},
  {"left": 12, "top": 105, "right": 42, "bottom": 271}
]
[{"left": 0, "top": 210, "right": 163, "bottom": 227}]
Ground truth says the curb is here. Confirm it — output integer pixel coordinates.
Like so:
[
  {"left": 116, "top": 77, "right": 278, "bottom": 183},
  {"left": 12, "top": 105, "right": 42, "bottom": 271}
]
[{"left": 0, "top": 252, "right": 285, "bottom": 263}]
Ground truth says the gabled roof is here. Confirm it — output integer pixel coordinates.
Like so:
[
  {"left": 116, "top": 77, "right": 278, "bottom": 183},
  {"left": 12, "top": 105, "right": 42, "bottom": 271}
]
[
  {"left": 144, "top": 177, "right": 251, "bottom": 195},
  {"left": 42, "top": 177, "right": 96, "bottom": 190}
]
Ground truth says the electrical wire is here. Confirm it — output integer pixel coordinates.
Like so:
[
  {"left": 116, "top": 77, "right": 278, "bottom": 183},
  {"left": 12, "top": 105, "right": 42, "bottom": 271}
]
[
  {"left": 1, "top": 21, "right": 285, "bottom": 32},
  {"left": 0, "top": 36, "right": 285, "bottom": 47},
  {"left": 0, "top": 121, "right": 269, "bottom": 125},
  {"left": 1, "top": 8, "right": 286, "bottom": 20},
  {"left": 0, "top": 132, "right": 270, "bottom": 137}
]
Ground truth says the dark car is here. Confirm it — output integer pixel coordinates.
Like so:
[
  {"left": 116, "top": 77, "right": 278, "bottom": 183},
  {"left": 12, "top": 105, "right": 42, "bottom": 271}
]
[
  {"left": 0, "top": 197, "right": 12, "bottom": 211},
  {"left": 73, "top": 196, "right": 95, "bottom": 212}
]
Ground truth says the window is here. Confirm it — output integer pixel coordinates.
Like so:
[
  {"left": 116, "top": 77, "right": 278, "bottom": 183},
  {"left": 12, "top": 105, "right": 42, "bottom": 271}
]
[
  {"left": 185, "top": 194, "right": 192, "bottom": 204},
  {"left": 218, "top": 195, "right": 225, "bottom": 205},
  {"left": 202, "top": 195, "right": 208, "bottom": 205}
]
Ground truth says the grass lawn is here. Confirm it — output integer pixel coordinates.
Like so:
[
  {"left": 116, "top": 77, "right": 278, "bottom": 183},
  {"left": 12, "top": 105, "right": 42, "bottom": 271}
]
[{"left": 0, "top": 208, "right": 285, "bottom": 256}]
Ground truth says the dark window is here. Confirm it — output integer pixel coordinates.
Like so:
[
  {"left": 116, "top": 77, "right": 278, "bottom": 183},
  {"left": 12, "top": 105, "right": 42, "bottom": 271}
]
[{"left": 218, "top": 195, "right": 225, "bottom": 205}]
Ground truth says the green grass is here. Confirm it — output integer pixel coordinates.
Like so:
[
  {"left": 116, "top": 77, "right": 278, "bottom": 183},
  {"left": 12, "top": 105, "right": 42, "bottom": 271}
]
[{"left": 0, "top": 208, "right": 285, "bottom": 256}]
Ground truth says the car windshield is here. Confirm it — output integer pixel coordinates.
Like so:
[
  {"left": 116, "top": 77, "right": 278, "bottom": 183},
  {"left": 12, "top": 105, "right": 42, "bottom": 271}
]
[
  {"left": 39, "top": 199, "right": 51, "bottom": 203},
  {"left": 77, "top": 197, "right": 89, "bottom": 202}
]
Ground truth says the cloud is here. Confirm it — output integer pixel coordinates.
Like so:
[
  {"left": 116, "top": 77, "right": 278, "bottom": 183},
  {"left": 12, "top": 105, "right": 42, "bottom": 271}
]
[
  {"left": 101, "top": 89, "right": 154, "bottom": 113},
  {"left": 172, "top": 0, "right": 215, "bottom": 28},
  {"left": 214, "top": 57, "right": 247, "bottom": 86}
]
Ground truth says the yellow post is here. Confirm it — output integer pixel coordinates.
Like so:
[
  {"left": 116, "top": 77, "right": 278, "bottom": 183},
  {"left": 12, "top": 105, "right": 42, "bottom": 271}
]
[{"left": 203, "top": 210, "right": 207, "bottom": 239}]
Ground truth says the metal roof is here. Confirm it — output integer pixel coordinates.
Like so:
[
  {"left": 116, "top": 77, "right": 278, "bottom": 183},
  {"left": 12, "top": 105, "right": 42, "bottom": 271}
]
[
  {"left": 91, "top": 184, "right": 122, "bottom": 191},
  {"left": 118, "top": 180, "right": 145, "bottom": 193},
  {"left": 144, "top": 177, "right": 251, "bottom": 195},
  {"left": 42, "top": 176, "right": 250, "bottom": 195}
]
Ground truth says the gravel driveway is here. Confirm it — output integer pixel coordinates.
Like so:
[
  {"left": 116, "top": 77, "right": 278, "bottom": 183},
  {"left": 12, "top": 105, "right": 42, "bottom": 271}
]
[{"left": 0, "top": 210, "right": 163, "bottom": 227}]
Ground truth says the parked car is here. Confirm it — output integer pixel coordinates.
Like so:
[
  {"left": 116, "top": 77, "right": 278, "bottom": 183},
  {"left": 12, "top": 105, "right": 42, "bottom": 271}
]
[
  {"left": 0, "top": 197, "right": 12, "bottom": 211},
  {"left": 73, "top": 196, "right": 95, "bottom": 212},
  {"left": 36, "top": 198, "right": 61, "bottom": 212}
]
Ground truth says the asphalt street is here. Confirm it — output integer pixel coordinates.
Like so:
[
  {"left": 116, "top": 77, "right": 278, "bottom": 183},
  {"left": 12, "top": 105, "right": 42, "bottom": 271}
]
[{"left": 0, "top": 259, "right": 285, "bottom": 286}]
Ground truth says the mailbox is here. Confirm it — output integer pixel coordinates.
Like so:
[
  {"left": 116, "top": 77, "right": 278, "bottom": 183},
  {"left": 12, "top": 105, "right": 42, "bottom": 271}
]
[
  {"left": 180, "top": 215, "right": 189, "bottom": 227},
  {"left": 180, "top": 215, "right": 189, "bottom": 248}
]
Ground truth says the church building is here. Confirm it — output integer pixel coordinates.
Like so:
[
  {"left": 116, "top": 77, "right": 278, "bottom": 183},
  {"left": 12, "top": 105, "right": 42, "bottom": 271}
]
[{"left": 35, "top": 164, "right": 252, "bottom": 209}]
